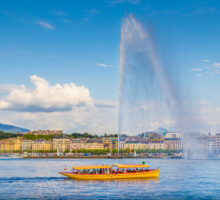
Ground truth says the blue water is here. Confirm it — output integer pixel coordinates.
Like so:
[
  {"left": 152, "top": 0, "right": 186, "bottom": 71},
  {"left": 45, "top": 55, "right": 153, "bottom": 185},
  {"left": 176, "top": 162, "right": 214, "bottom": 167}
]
[{"left": 0, "top": 158, "right": 219, "bottom": 199}]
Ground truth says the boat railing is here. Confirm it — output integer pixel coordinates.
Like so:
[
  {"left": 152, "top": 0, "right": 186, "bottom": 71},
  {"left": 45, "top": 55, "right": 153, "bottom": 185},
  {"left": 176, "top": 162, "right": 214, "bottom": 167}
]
[{"left": 68, "top": 166, "right": 157, "bottom": 175}]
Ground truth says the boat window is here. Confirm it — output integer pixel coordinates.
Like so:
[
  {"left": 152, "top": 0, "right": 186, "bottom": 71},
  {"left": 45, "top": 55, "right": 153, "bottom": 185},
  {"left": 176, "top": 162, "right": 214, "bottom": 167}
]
[
  {"left": 72, "top": 169, "right": 77, "bottom": 173},
  {"left": 102, "top": 168, "right": 110, "bottom": 174},
  {"left": 85, "top": 169, "right": 93, "bottom": 174},
  {"left": 78, "top": 169, "right": 84, "bottom": 174},
  {"left": 118, "top": 169, "right": 124, "bottom": 173},
  {"left": 111, "top": 166, "right": 117, "bottom": 174},
  {"left": 94, "top": 169, "right": 102, "bottom": 174}
]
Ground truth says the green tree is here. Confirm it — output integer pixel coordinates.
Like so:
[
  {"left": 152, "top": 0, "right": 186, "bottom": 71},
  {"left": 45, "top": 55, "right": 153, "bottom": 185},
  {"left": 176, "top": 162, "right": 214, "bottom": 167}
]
[{"left": 0, "top": 131, "right": 21, "bottom": 139}]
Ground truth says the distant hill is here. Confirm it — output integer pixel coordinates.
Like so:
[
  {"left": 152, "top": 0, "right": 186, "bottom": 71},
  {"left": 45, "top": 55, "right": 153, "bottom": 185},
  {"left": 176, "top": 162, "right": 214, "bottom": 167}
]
[{"left": 0, "top": 123, "right": 29, "bottom": 133}]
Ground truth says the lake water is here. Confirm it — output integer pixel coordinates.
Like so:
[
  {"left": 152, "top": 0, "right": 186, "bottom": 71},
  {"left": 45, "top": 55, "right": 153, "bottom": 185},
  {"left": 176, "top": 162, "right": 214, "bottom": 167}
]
[{"left": 0, "top": 158, "right": 219, "bottom": 199}]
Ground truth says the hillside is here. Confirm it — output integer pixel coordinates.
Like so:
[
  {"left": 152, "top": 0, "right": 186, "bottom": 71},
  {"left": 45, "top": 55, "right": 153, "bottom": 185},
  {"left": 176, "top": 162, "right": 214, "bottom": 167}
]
[{"left": 0, "top": 123, "right": 29, "bottom": 133}]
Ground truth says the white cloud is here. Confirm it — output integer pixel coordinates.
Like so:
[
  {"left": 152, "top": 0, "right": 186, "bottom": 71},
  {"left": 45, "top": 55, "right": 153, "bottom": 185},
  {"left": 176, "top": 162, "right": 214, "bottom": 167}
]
[
  {"left": 202, "top": 59, "right": 210, "bottom": 63},
  {"left": 197, "top": 73, "right": 203, "bottom": 77},
  {"left": 0, "top": 76, "right": 118, "bottom": 134},
  {"left": 96, "top": 63, "right": 114, "bottom": 68},
  {"left": 212, "top": 62, "right": 220, "bottom": 68},
  {"left": 0, "top": 75, "right": 93, "bottom": 112},
  {"left": 37, "top": 21, "right": 55, "bottom": 30},
  {"left": 0, "top": 100, "right": 9, "bottom": 109},
  {"left": 0, "top": 84, "right": 23, "bottom": 93},
  {"left": 0, "top": 99, "right": 118, "bottom": 134},
  {"left": 191, "top": 68, "right": 202, "bottom": 71}
]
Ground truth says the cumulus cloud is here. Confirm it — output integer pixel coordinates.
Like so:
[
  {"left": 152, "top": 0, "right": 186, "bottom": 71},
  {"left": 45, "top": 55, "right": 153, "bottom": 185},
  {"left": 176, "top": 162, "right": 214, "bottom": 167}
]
[
  {"left": 37, "top": 21, "right": 55, "bottom": 30},
  {"left": 0, "top": 100, "right": 118, "bottom": 134},
  {"left": 0, "top": 84, "right": 23, "bottom": 93},
  {"left": 0, "top": 75, "right": 93, "bottom": 112}
]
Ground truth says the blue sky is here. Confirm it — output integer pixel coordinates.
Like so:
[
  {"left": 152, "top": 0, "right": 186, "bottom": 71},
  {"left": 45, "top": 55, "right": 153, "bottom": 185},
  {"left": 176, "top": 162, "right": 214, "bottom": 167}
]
[{"left": 0, "top": 0, "right": 220, "bottom": 133}]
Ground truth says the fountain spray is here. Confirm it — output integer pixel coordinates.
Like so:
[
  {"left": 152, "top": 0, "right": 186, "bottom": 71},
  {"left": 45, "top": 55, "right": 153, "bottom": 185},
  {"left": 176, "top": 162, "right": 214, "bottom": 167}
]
[{"left": 118, "top": 14, "right": 203, "bottom": 158}]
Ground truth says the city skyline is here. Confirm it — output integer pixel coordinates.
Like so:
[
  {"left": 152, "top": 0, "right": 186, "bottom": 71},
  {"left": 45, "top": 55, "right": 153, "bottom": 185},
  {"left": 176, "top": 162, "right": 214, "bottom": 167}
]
[{"left": 1, "top": 0, "right": 220, "bottom": 134}]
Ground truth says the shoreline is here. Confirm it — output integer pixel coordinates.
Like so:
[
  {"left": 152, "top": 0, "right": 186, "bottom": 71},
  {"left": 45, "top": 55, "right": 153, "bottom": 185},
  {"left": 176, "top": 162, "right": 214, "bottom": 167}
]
[{"left": 22, "top": 156, "right": 170, "bottom": 159}]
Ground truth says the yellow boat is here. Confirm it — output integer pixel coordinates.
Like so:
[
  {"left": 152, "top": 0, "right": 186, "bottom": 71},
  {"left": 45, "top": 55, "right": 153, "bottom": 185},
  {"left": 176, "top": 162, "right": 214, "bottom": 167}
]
[{"left": 59, "top": 164, "right": 159, "bottom": 180}]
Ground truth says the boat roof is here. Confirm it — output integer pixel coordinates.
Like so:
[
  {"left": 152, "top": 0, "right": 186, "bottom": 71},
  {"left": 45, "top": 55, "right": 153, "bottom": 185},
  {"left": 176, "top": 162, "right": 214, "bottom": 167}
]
[
  {"left": 111, "top": 164, "right": 149, "bottom": 168},
  {"left": 72, "top": 165, "right": 111, "bottom": 170}
]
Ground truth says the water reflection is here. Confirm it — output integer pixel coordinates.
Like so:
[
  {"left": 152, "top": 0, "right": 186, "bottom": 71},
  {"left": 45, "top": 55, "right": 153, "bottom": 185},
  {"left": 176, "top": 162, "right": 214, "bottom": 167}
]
[{"left": 68, "top": 177, "right": 159, "bottom": 184}]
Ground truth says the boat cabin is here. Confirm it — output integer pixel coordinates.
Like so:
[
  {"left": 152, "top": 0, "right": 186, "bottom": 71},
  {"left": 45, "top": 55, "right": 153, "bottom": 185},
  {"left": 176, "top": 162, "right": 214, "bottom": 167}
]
[{"left": 72, "top": 164, "right": 150, "bottom": 175}]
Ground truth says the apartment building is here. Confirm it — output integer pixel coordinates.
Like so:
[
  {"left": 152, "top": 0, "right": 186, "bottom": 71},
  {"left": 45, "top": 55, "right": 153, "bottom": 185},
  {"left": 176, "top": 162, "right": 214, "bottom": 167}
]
[
  {"left": 52, "top": 138, "right": 70, "bottom": 152},
  {"left": 148, "top": 139, "right": 166, "bottom": 150}
]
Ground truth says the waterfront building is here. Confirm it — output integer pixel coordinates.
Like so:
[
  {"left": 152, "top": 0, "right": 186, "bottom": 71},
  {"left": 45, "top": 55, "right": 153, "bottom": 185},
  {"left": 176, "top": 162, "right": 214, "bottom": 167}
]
[
  {"left": 52, "top": 138, "right": 70, "bottom": 152},
  {"left": 123, "top": 137, "right": 147, "bottom": 150},
  {"left": 21, "top": 140, "right": 33, "bottom": 151},
  {"left": 165, "top": 132, "right": 183, "bottom": 139},
  {"left": 207, "top": 135, "right": 216, "bottom": 152},
  {"left": 0, "top": 138, "right": 22, "bottom": 152},
  {"left": 216, "top": 133, "right": 220, "bottom": 151},
  {"left": 0, "top": 140, "right": 7, "bottom": 152},
  {"left": 164, "top": 132, "right": 183, "bottom": 150},
  {"left": 104, "top": 138, "right": 118, "bottom": 152},
  {"left": 84, "top": 141, "right": 105, "bottom": 150},
  {"left": 124, "top": 141, "right": 148, "bottom": 150},
  {"left": 70, "top": 137, "right": 118, "bottom": 152},
  {"left": 70, "top": 139, "right": 86, "bottom": 150},
  {"left": 148, "top": 139, "right": 166, "bottom": 150},
  {"left": 123, "top": 137, "right": 148, "bottom": 150},
  {"left": 32, "top": 140, "right": 52, "bottom": 151},
  {"left": 165, "top": 138, "right": 182, "bottom": 150}
]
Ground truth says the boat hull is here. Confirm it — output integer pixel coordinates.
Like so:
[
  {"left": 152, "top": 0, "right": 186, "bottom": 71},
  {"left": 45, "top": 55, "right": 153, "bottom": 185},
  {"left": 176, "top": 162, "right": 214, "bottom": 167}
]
[{"left": 59, "top": 169, "right": 159, "bottom": 180}]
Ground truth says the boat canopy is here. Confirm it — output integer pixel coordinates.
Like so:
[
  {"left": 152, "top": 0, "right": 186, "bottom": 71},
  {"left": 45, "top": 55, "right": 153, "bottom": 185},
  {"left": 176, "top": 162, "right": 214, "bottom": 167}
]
[
  {"left": 72, "top": 165, "right": 111, "bottom": 170},
  {"left": 112, "top": 164, "right": 149, "bottom": 168}
]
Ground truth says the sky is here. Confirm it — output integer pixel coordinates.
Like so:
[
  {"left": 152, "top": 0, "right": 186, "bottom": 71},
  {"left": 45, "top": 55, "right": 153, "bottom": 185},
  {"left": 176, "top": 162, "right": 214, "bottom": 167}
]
[{"left": 0, "top": 0, "right": 220, "bottom": 134}]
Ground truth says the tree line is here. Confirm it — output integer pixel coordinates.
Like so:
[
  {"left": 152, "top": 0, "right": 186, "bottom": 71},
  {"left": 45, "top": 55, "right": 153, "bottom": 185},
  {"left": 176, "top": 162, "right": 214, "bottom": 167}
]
[
  {"left": 0, "top": 131, "right": 21, "bottom": 139},
  {"left": 0, "top": 131, "right": 118, "bottom": 140},
  {"left": 68, "top": 132, "right": 118, "bottom": 138}
]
